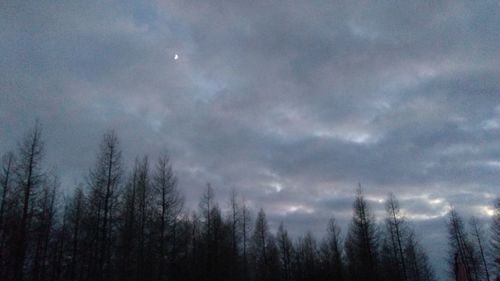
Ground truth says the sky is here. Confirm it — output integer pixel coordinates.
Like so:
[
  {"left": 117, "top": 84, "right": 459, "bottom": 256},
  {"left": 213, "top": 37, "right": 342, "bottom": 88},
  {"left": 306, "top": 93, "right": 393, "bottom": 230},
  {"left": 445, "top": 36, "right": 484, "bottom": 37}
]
[{"left": 1, "top": 1, "right": 499, "bottom": 279}]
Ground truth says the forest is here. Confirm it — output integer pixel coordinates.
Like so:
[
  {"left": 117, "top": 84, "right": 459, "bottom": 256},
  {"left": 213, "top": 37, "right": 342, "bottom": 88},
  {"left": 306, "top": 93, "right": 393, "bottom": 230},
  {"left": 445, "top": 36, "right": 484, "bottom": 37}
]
[{"left": 0, "top": 123, "right": 498, "bottom": 281}]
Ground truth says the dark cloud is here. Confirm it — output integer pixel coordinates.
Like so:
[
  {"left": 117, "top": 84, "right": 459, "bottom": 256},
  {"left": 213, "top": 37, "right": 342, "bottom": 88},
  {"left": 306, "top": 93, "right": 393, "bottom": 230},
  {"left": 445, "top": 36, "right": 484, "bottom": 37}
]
[{"left": 1, "top": 1, "right": 499, "bottom": 279}]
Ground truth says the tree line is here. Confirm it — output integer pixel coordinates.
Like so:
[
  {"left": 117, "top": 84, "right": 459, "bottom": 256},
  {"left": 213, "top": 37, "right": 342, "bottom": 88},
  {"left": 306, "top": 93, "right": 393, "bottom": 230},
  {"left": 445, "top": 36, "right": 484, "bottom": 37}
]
[{"left": 0, "top": 124, "right": 499, "bottom": 281}]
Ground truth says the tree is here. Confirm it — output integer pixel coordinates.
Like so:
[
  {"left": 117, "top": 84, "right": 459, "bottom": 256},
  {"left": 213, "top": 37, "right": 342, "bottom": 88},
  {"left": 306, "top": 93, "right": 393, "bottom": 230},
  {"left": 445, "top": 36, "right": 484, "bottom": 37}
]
[
  {"left": 384, "top": 193, "right": 408, "bottom": 281},
  {"left": 137, "top": 157, "right": 152, "bottom": 280},
  {"left": 13, "top": 122, "right": 45, "bottom": 281},
  {"left": 49, "top": 203, "right": 68, "bottom": 281},
  {"left": 319, "top": 217, "right": 344, "bottom": 281},
  {"left": 404, "top": 231, "right": 436, "bottom": 281},
  {"left": 491, "top": 199, "right": 500, "bottom": 279},
  {"left": 0, "top": 152, "right": 15, "bottom": 278},
  {"left": 66, "top": 185, "right": 85, "bottom": 281},
  {"left": 469, "top": 216, "right": 491, "bottom": 281},
  {"left": 199, "top": 183, "right": 215, "bottom": 237},
  {"left": 0, "top": 124, "right": 458, "bottom": 281},
  {"left": 295, "top": 232, "right": 319, "bottom": 281},
  {"left": 380, "top": 235, "right": 401, "bottom": 281},
  {"left": 135, "top": 156, "right": 153, "bottom": 281},
  {"left": 227, "top": 188, "right": 241, "bottom": 280},
  {"left": 199, "top": 183, "right": 216, "bottom": 279},
  {"left": 240, "top": 198, "right": 252, "bottom": 281},
  {"left": 276, "top": 222, "right": 293, "bottom": 281},
  {"left": 31, "top": 174, "right": 58, "bottom": 281},
  {"left": 152, "top": 153, "right": 182, "bottom": 281},
  {"left": 251, "top": 208, "right": 276, "bottom": 281},
  {"left": 188, "top": 211, "right": 202, "bottom": 281},
  {"left": 345, "top": 186, "right": 379, "bottom": 281},
  {"left": 87, "top": 130, "right": 123, "bottom": 281},
  {"left": 116, "top": 162, "right": 139, "bottom": 281},
  {"left": 0, "top": 152, "right": 15, "bottom": 235},
  {"left": 198, "top": 184, "right": 233, "bottom": 281},
  {"left": 448, "top": 208, "right": 480, "bottom": 281}
]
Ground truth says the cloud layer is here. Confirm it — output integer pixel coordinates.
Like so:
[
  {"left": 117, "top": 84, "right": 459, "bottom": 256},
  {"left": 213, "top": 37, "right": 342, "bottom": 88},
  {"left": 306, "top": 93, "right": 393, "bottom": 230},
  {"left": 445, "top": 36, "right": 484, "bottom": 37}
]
[{"left": 1, "top": 1, "right": 499, "bottom": 278}]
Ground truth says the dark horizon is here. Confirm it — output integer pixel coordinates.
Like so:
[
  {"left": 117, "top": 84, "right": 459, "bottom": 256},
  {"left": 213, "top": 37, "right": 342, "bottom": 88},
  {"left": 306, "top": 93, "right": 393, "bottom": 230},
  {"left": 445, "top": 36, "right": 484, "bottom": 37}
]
[{"left": 0, "top": 122, "right": 498, "bottom": 281}]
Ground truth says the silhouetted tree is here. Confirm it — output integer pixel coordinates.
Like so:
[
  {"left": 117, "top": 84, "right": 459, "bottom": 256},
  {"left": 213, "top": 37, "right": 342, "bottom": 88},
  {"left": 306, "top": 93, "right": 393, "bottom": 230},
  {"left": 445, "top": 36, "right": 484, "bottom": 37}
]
[
  {"left": 380, "top": 234, "right": 402, "bottom": 281},
  {"left": 240, "top": 197, "right": 252, "bottom": 281},
  {"left": 198, "top": 184, "right": 234, "bottom": 281},
  {"left": 152, "top": 153, "right": 182, "bottom": 281},
  {"left": 319, "top": 217, "right": 344, "bottom": 281},
  {"left": 491, "top": 199, "right": 500, "bottom": 280},
  {"left": 277, "top": 222, "right": 293, "bottom": 281},
  {"left": 0, "top": 151, "right": 15, "bottom": 278},
  {"left": 469, "top": 216, "right": 491, "bottom": 281},
  {"left": 295, "top": 232, "right": 319, "bottom": 281},
  {"left": 189, "top": 211, "right": 203, "bottom": 281},
  {"left": 66, "top": 185, "right": 85, "bottom": 281},
  {"left": 135, "top": 157, "right": 153, "bottom": 281},
  {"left": 345, "top": 186, "right": 379, "bottom": 281},
  {"left": 199, "top": 183, "right": 216, "bottom": 279},
  {"left": 0, "top": 152, "right": 15, "bottom": 235},
  {"left": 116, "top": 162, "right": 139, "bottom": 281},
  {"left": 404, "top": 231, "right": 436, "bottom": 281},
  {"left": 227, "top": 188, "right": 241, "bottom": 280},
  {"left": 49, "top": 204, "right": 67, "bottom": 281},
  {"left": 383, "top": 193, "right": 408, "bottom": 281},
  {"left": 0, "top": 124, "right": 457, "bottom": 281},
  {"left": 31, "top": 175, "right": 58, "bottom": 281},
  {"left": 251, "top": 208, "right": 278, "bottom": 281},
  {"left": 448, "top": 208, "right": 480, "bottom": 281},
  {"left": 13, "top": 122, "right": 45, "bottom": 281},
  {"left": 86, "top": 130, "right": 122, "bottom": 281}
]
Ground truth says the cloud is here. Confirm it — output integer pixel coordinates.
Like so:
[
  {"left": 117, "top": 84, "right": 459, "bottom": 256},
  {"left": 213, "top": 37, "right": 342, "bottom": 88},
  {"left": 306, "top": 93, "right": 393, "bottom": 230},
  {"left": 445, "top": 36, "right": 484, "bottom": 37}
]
[{"left": 1, "top": 1, "right": 498, "bottom": 278}]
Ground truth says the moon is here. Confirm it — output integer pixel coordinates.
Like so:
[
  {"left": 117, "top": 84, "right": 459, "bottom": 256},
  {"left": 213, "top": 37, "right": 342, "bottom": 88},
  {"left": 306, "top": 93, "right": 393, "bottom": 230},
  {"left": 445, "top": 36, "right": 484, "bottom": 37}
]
[{"left": 174, "top": 53, "right": 179, "bottom": 60}]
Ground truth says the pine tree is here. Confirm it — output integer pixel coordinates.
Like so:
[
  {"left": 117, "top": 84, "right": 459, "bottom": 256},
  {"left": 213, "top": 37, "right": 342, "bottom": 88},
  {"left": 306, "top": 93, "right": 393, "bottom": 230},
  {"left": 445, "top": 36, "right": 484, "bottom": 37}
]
[
  {"left": 240, "top": 198, "right": 252, "bottom": 281},
  {"left": 296, "top": 232, "right": 319, "bottom": 281},
  {"left": 0, "top": 152, "right": 15, "bottom": 278},
  {"left": 116, "top": 162, "right": 140, "bottom": 281},
  {"left": 384, "top": 193, "right": 408, "bottom": 281},
  {"left": 31, "top": 175, "right": 58, "bottom": 281},
  {"left": 276, "top": 222, "right": 293, "bottom": 281},
  {"left": 199, "top": 183, "right": 216, "bottom": 280},
  {"left": 491, "top": 199, "right": 500, "bottom": 279},
  {"left": 469, "top": 216, "right": 491, "bottom": 281},
  {"left": 319, "top": 217, "right": 344, "bottom": 281},
  {"left": 0, "top": 152, "right": 15, "bottom": 236},
  {"left": 404, "top": 231, "right": 436, "bottom": 281},
  {"left": 67, "top": 185, "right": 85, "bottom": 281},
  {"left": 13, "top": 122, "right": 45, "bottom": 281},
  {"left": 152, "top": 153, "right": 182, "bottom": 281},
  {"left": 228, "top": 189, "right": 241, "bottom": 278},
  {"left": 448, "top": 208, "right": 480, "bottom": 281},
  {"left": 87, "top": 130, "right": 122, "bottom": 281},
  {"left": 251, "top": 208, "right": 274, "bottom": 281},
  {"left": 345, "top": 186, "right": 379, "bottom": 281}
]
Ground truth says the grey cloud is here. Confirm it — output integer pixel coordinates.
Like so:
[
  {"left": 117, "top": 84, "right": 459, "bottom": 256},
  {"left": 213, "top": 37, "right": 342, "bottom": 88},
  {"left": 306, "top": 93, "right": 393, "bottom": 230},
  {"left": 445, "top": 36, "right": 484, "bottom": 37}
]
[{"left": 1, "top": 1, "right": 499, "bottom": 279}]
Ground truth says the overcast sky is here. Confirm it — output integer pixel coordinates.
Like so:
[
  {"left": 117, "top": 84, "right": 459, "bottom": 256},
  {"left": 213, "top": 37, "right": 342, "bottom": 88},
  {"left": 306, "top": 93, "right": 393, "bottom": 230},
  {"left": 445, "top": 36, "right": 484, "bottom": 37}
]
[{"left": 1, "top": 1, "right": 499, "bottom": 278}]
